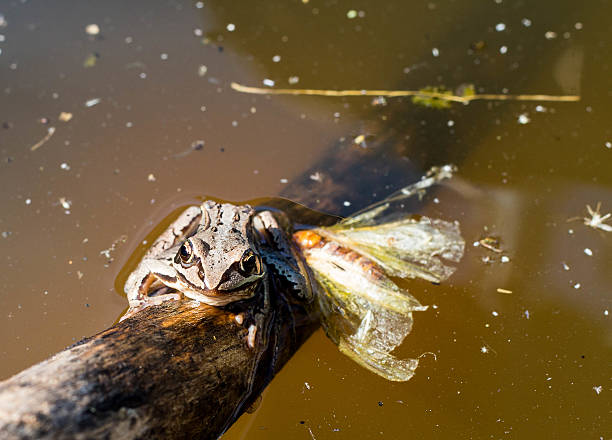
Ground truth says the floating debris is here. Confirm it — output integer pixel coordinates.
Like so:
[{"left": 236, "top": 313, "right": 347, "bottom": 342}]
[
  {"left": 309, "top": 171, "right": 323, "bottom": 182},
  {"left": 58, "top": 112, "right": 73, "bottom": 122},
  {"left": 147, "top": 173, "right": 156, "bottom": 182},
  {"left": 30, "top": 127, "right": 56, "bottom": 151},
  {"left": 583, "top": 203, "right": 612, "bottom": 232},
  {"left": 593, "top": 386, "right": 602, "bottom": 395},
  {"left": 518, "top": 113, "right": 530, "bottom": 124},
  {"left": 476, "top": 236, "right": 503, "bottom": 253},
  {"left": 545, "top": 31, "right": 558, "bottom": 40},
  {"left": 353, "top": 134, "right": 367, "bottom": 147},
  {"left": 496, "top": 288, "right": 513, "bottom": 294},
  {"left": 173, "top": 140, "right": 205, "bottom": 159},
  {"left": 495, "top": 23, "right": 506, "bottom": 32},
  {"left": 83, "top": 53, "right": 99, "bottom": 68},
  {"left": 231, "top": 82, "right": 580, "bottom": 104},
  {"left": 85, "top": 98, "right": 101, "bottom": 108},
  {"left": 100, "top": 235, "right": 128, "bottom": 263},
  {"left": 288, "top": 76, "right": 299, "bottom": 85},
  {"left": 85, "top": 24, "right": 100, "bottom": 36},
  {"left": 584, "top": 248, "right": 593, "bottom": 256},
  {"left": 226, "top": 23, "right": 236, "bottom": 32},
  {"left": 197, "top": 65, "right": 207, "bottom": 77}
]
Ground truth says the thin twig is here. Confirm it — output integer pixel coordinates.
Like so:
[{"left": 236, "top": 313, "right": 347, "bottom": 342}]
[
  {"left": 30, "top": 127, "right": 56, "bottom": 151},
  {"left": 231, "top": 82, "right": 580, "bottom": 103}
]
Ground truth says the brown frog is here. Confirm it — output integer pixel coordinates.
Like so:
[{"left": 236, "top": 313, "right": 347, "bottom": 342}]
[{"left": 122, "top": 200, "right": 314, "bottom": 347}]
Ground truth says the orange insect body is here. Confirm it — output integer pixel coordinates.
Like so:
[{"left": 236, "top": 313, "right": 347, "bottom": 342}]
[{"left": 293, "top": 229, "right": 385, "bottom": 282}]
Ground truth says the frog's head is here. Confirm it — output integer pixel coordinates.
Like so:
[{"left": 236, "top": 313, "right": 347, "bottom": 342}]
[{"left": 172, "top": 201, "right": 265, "bottom": 305}]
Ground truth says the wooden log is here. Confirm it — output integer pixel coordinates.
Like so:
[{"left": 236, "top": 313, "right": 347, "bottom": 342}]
[{"left": 0, "top": 298, "right": 319, "bottom": 439}]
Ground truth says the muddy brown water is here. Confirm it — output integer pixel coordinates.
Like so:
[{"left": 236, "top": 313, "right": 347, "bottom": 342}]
[{"left": 0, "top": 1, "right": 610, "bottom": 438}]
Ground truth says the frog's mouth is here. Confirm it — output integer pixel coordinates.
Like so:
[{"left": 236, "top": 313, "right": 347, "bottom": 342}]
[{"left": 152, "top": 272, "right": 261, "bottom": 307}]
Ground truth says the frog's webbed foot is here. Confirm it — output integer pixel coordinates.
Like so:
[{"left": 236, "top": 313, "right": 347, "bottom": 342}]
[{"left": 122, "top": 263, "right": 182, "bottom": 321}]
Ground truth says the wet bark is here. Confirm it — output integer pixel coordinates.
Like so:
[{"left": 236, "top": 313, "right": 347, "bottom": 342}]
[{"left": 0, "top": 297, "right": 319, "bottom": 440}]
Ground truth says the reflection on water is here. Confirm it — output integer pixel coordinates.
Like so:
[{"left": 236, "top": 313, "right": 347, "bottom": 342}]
[{"left": 0, "top": 1, "right": 609, "bottom": 439}]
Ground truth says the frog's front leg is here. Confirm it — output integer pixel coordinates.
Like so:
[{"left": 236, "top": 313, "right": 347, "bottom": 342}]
[
  {"left": 252, "top": 210, "right": 315, "bottom": 302},
  {"left": 123, "top": 206, "right": 202, "bottom": 319}
]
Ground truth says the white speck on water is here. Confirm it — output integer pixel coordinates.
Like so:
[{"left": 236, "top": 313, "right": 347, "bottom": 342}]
[
  {"left": 125, "top": 36, "right": 133, "bottom": 44},
  {"left": 536, "top": 105, "right": 546, "bottom": 112},
  {"left": 60, "top": 162, "right": 70, "bottom": 171},
  {"left": 85, "top": 98, "right": 101, "bottom": 108},
  {"left": 568, "top": 228, "right": 574, "bottom": 234},
  {"left": 501, "top": 255, "right": 510, "bottom": 263},
  {"left": 573, "top": 283, "right": 581, "bottom": 289},
  {"left": 524, "top": 310, "right": 530, "bottom": 319},
  {"left": 518, "top": 113, "right": 530, "bottom": 124},
  {"left": 195, "top": 1, "right": 204, "bottom": 8},
  {"left": 447, "top": 120, "right": 455, "bottom": 127},
  {"left": 139, "top": 72, "right": 147, "bottom": 79},
  {"left": 126, "top": 121, "right": 133, "bottom": 128},
  {"left": 250, "top": 106, "right": 256, "bottom": 113},
  {"left": 263, "top": 78, "right": 275, "bottom": 87},
  {"left": 593, "top": 385, "right": 602, "bottom": 395},
  {"left": 59, "top": 197, "right": 72, "bottom": 210},
  {"left": 226, "top": 23, "right": 236, "bottom": 32},
  {"left": 198, "top": 65, "right": 207, "bottom": 77},
  {"left": 85, "top": 24, "right": 100, "bottom": 36},
  {"left": 280, "top": 178, "right": 288, "bottom": 184},
  {"left": 545, "top": 31, "right": 557, "bottom": 40},
  {"left": 194, "top": 28, "right": 203, "bottom": 37},
  {"left": 495, "top": 23, "right": 506, "bottom": 32},
  {"left": 480, "top": 346, "right": 488, "bottom": 353},
  {"left": 147, "top": 173, "right": 156, "bottom": 182},
  {"left": 492, "top": 311, "right": 499, "bottom": 317},
  {"left": 231, "top": 120, "right": 238, "bottom": 127},
  {"left": 433, "top": 197, "right": 440, "bottom": 204},
  {"left": 432, "top": 47, "right": 440, "bottom": 57},
  {"left": 604, "top": 309, "right": 609, "bottom": 316},
  {"left": 0, "top": 34, "right": 5, "bottom": 42},
  {"left": 562, "top": 262, "right": 570, "bottom": 271},
  {"left": 25, "top": 198, "right": 31, "bottom": 205},
  {"left": 288, "top": 76, "right": 299, "bottom": 84},
  {"left": 499, "top": 45, "right": 508, "bottom": 54},
  {"left": 346, "top": 10, "right": 357, "bottom": 19},
  {"left": 272, "top": 55, "right": 281, "bottom": 62},
  {"left": 473, "top": 241, "right": 480, "bottom": 247},
  {"left": 605, "top": 141, "right": 611, "bottom": 149},
  {"left": 0, "top": 14, "right": 6, "bottom": 28},
  {"left": 574, "top": 22, "right": 583, "bottom": 30},
  {"left": 343, "top": 201, "right": 351, "bottom": 207},
  {"left": 584, "top": 248, "right": 593, "bottom": 256},
  {"left": 160, "top": 53, "right": 168, "bottom": 60},
  {"left": 521, "top": 18, "right": 532, "bottom": 27}
]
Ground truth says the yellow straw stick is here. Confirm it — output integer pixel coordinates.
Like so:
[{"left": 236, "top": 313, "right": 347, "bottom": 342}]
[{"left": 231, "top": 82, "right": 580, "bottom": 103}]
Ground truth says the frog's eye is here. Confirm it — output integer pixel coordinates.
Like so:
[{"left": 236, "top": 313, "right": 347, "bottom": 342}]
[
  {"left": 239, "top": 250, "right": 262, "bottom": 276},
  {"left": 175, "top": 240, "right": 196, "bottom": 267}
]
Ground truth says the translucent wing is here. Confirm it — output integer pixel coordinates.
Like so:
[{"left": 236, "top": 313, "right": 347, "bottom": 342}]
[{"left": 294, "top": 164, "right": 465, "bottom": 381}]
